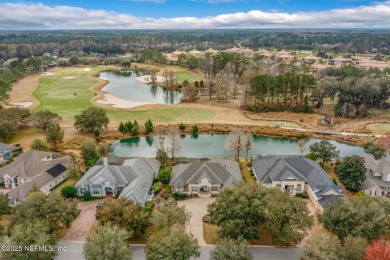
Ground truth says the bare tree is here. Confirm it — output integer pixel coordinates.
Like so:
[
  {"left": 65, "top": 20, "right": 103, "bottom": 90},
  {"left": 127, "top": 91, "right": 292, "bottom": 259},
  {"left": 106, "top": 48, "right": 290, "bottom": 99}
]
[
  {"left": 297, "top": 138, "right": 308, "bottom": 156},
  {"left": 243, "top": 133, "right": 254, "bottom": 160},
  {"left": 212, "top": 64, "right": 236, "bottom": 102},
  {"left": 154, "top": 126, "right": 182, "bottom": 160},
  {"left": 225, "top": 128, "right": 246, "bottom": 161}
]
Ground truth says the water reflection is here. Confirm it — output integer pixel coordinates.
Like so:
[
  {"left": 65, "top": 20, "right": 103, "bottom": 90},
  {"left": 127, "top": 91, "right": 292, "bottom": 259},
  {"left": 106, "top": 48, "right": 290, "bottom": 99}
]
[{"left": 99, "top": 70, "right": 182, "bottom": 105}]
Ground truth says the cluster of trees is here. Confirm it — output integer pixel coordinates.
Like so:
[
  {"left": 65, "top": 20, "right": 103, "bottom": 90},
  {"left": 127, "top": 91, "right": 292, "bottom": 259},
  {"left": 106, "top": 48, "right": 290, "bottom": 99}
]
[
  {"left": 246, "top": 73, "right": 315, "bottom": 112},
  {"left": 0, "top": 107, "right": 30, "bottom": 141},
  {"left": 1, "top": 192, "right": 77, "bottom": 260},
  {"left": 154, "top": 126, "right": 182, "bottom": 165},
  {"left": 207, "top": 183, "right": 313, "bottom": 246},
  {"left": 302, "top": 196, "right": 390, "bottom": 260},
  {"left": 118, "top": 120, "right": 140, "bottom": 136},
  {"left": 74, "top": 107, "right": 109, "bottom": 135}
]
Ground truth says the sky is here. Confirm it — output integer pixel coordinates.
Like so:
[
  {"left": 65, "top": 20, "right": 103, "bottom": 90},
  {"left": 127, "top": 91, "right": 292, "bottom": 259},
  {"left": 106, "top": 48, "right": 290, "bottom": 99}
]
[{"left": 0, "top": 0, "right": 390, "bottom": 29}]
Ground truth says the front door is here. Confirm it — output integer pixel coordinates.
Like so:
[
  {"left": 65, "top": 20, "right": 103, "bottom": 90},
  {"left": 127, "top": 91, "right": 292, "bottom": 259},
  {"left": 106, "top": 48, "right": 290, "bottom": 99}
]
[{"left": 202, "top": 185, "right": 209, "bottom": 192}]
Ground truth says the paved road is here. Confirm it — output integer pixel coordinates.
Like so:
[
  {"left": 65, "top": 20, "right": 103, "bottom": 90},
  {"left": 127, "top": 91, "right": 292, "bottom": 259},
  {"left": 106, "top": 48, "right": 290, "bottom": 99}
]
[{"left": 57, "top": 241, "right": 302, "bottom": 260}]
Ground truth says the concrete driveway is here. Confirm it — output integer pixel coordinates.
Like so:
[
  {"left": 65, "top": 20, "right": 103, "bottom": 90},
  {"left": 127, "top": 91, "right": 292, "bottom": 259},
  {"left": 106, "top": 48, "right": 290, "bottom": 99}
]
[
  {"left": 61, "top": 200, "right": 101, "bottom": 241},
  {"left": 177, "top": 197, "right": 216, "bottom": 246}
]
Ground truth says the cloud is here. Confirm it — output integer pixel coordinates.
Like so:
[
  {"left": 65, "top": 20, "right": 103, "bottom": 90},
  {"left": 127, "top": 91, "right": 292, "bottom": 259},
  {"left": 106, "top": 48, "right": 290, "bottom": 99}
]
[{"left": 0, "top": 2, "right": 390, "bottom": 29}]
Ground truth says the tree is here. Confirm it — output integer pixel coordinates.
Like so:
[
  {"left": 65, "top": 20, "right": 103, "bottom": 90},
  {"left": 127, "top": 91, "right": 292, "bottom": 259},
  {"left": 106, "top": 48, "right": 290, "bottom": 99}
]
[
  {"left": 297, "top": 138, "right": 308, "bottom": 156},
  {"left": 131, "top": 120, "right": 140, "bottom": 135},
  {"left": 365, "top": 240, "right": 390, "bottom": 260},
  {"left": 0, "top": 107, "right": 31, "bottom": 125},
  {"left": 179, "top": 123, "right": 186, "bottom": 131},
  {"left": 96, "top": 197, "right": 150, "bottom": 236},
  {"left": 166, "top": 126, "right": 182, "bottom": 159},
  {"left": 156, "top": 148, "right": 168, "bottom": 168},
  {"left": 30, "top": 138, "right": 48, "bottom": 150},
  {"left": 225, "top": 128, "right": 246, "bottom": 161},
  {"left": 151, "top": 198, "right": 188, "bottom": 232},
  {"left": 31, "top": 110, "right": 62, "bottom": 132},
  {"left": 83, "top": 190, "right": 92, "bottom": 201},
  {"left": 144, "top": 119, "right": 153, "bottom": 134},
  {"left": 45, "top": 123, "right": 64, "bottom": 149},
  {"left": 321, "top": 197, "right": 389, "bottom": 241},
  {"left": 243, "top": 133, "right": 254, "bottom": 160},
  {"left": 0, "top": 193, "right": 9, "bottom": 215},
  {"left": 81, "top": 140, "right": 99, "bottom": 167},
  {"left": 0, "top": 121, "right": 17, "bottom": 141},
  {"left": 157, "top": 166, "right": 171, "bottom": 185},
  {"left": 336, "top": 155, "right": 366, "bottom": 192},
  {"left": 144, "top": 231, "right": 200, "bottom": 260},
  {"left": 210, "top": 238, "right": 253, "bottom": 260},
  {"left": 192, "top": 125, "right": 198, "bottom": 133},
  {"left": 364, "top": 142, "right": 387, "bottom": 160},
  {"left": 60, "top": 185, "right": 77, "bottom": 198},
  {"left": 67, "top": 166, "right": 82, "bottom": 184},
  {"left": 83, "top": 224, "right": 132, "bottom": 260},
  {"left": 342, "top": 235, "right": 367, "bottom": 260},
  {"left": 300, "top": 232, "right": 342, "bottom": 260},
  {"left": 74, "top": 107, "right": 109, "bottom": 133},
  {"left": 207, "top": 183, "right": 312, "bottom": 243},
  {"left": 10, "top": 192, "right": 77, "bottom": 233},
  {"left": 2, "top": 220, "right": 57, "bottom": 260},
  {"left": 118, "top": 122, "right": 126, "bottom": 134},
  {"left": 309, "top": 140, "right": 340, "bottom": 166}
]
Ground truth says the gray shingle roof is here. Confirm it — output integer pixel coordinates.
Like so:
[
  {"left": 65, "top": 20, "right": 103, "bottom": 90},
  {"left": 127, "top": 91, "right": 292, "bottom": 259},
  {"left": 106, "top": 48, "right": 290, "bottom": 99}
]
[
  {"left": 170, "top": 159, "right": 242, "bottom": 188},
  {"left": 0, "top": 143, "right": 20, "bottom": 153},
  {"left": 75, "top": 158, "right": 160, "bottom": 205},
  {"left": 252, "top": 156, "right": 343, "bottom": 205},
  {"left": 360, "top": 153, "right": 390, "bottom": 192},
  {"left": 0, "top": 150, "right": 72, "bottom": 179}
]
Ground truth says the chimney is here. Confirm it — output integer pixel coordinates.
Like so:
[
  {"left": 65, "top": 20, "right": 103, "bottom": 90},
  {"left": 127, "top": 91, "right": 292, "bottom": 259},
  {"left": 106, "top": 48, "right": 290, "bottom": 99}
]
[{"left": 103, "top": 157, "right": 108, "bottom": 166}]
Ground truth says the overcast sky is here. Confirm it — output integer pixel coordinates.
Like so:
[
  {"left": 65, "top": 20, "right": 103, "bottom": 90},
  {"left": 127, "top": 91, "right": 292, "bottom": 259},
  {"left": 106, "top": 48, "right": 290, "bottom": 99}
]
[{"left": 0, "top": 1, "right": 390, "bottom": 29}]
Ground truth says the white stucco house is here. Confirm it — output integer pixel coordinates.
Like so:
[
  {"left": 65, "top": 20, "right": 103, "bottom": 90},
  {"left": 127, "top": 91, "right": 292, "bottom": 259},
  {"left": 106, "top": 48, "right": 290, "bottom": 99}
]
[
  {"left": 170, "top": 159, "right": 242, "bottom": 196},
  {"left": 75, "top": 157, "right": 160, "bottom": 206},
  {"left": 252, "top": 155, "right": 343, "bottom": 212},
  {"left": 360, "top": 153, "right": 390, "bottom": 197},
  {"left": 0, "top": 150, "right": 73, "bottom": 206}
]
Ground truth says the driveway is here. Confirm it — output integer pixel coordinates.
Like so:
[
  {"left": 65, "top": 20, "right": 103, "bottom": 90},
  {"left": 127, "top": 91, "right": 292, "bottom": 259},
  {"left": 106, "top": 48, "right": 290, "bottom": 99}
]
[
  {"left": 61, "top": 200, "right": 101, "bottom": 241},
  {"left": 177, "top": 197, "right": 216, "bottom": 246}
]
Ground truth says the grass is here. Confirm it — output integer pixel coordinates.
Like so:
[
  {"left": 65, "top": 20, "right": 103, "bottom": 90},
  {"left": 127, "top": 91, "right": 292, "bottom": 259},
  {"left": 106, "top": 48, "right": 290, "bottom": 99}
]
[
  {"left": 174, "top": 70, "right": 199, "bottom": 82},
  {"left": 372, "top": 123, "right": 390, "bottom": 133},
  {"left": 32, "top": 66, "right": 213, "bottom": 122},
  {"left": 239, "top": 158, "right": 255, "bottom": 183},
  {"left": 52, "top": 179, "right": 75, "bottom": 195},
  {"left": 6, "top": 126, "right": 43, "bottom": 145}
]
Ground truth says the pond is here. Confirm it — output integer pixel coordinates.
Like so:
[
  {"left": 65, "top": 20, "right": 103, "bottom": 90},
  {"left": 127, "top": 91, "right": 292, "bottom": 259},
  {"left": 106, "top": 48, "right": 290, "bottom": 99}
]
[
  {"left": 99, "top": 70, "right": 182, "bottom": 105},
  {"left": 111, "top": 134, "right": 365, "bottom": 158}
]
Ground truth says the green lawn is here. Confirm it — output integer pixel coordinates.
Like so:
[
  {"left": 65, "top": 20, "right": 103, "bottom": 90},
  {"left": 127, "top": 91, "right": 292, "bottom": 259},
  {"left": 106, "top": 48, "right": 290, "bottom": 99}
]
[
  {"left": 373, "top": 123, "right": 390, "bottom": 133},
  {"left": 32, "top": 67, "right": 214, "bottom": 122},
  {"left": 174, "top": 70, "right": 199, "bottom": 82}
]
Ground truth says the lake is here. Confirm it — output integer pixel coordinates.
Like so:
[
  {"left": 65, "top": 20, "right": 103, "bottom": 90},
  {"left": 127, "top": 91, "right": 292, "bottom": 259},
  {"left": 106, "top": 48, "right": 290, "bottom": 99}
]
[
  {"left": 99, "top": 70, "right": 182, "bottom": 105},
  {"left": 111, "top": 134, "right": 365, "bottom": 158}
]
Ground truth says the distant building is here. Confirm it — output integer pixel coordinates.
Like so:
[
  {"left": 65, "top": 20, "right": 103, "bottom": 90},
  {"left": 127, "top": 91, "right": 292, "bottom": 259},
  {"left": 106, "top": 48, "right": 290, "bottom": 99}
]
[
  {"left": 360, "top": 153, "right": 390, "bottom": 197},
  {"left": 252, "top": 155, "right": 343, "bottom": 212},
  {"left": 170, "top": 159, "right": 242, "bottom": 197},
  {"left": 75, "top": 158, "right": 160, "bottom": 206},
  {"left": 0, "top": 143, "right": 20, "bottom": 162}
]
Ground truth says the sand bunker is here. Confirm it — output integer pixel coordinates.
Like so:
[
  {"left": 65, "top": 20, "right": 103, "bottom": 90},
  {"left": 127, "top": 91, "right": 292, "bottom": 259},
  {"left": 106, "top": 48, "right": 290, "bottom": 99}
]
[
  {"left": 63, "top": 76, "right": 76, "bottom": 79},
  {"left": 97, "top": 94, "right": 151, "bottom": 109},
  {"left": 41, "top": 72, "right": 55, "bottom": 76},
  {"left": 84, "top": 68, "right": 91, "bottom": 71},
  {"left": 5, "top": 102, "right": 33, "bottom": 108},
  {"left": 135, "top": 75, "right": 166, "bottom": 84}
]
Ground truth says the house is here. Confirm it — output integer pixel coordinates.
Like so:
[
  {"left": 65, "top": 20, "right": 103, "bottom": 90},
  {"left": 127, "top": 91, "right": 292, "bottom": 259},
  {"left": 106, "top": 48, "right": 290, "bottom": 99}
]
[
  {"left": 75, "top": 158, "right": 160, "bottom": 206},
  {"left": 0, "top": 143, "right": 21, "bottom": 162},
  {"left": 170, "top": 159, "right": 242, "bottom": 196},
  {"left": 0, "top": 150, "right": 73, "bottom": 206},
  {"left": 360, "top": 153, "right": 390, "bottom": 197},
  {"left": 252, "top": 155, "right": 343, "bottom": 212}
]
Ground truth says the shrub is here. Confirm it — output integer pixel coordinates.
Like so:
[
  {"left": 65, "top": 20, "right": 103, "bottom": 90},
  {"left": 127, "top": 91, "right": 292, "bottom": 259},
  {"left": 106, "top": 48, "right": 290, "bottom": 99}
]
[
  {"left": 83, "top": 190, "right": 92, "bottom": 201},
  {"left": 172, "top": 193, "right": 188, "bottom": 201},
  {"left": 61, "top": 185, "right": 77, "bottom": 198},
  {"left": 144, "top": 119, "right": 153, "bottom": 134},
  {"left": 131, "top": 120, "right": 140, "bottom": 136},
  {"left": 179, "top": 123, "right": 186, "bottom": 131},
  {"left": 30, "top": 138, "right": 48, "bottom": 151},
  {"left": 192, "top": 125, "right": 198, "bottom": 133},
  {"left": 151, "top": 182, "right": 162, "bottom": 194},
  {"left": 157, "top": 167, "right": 171, "bottom": 185}
]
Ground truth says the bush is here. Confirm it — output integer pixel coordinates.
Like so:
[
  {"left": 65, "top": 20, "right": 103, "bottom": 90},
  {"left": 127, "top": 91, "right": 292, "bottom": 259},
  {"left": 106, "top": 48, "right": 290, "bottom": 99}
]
[
  {"left": 151, "top": 182, "right": 162, "bottom": 194},
  {"left": 61, "top": 185, "right": 77, "bottom": 198},
  {"left": 172, "top": 193, "right": 189, "bottom": 201},
  {"left": 157, "top": 167, "right": 171, "bottom": 185},
  {"left": 83, "top": 190, "right": 92, "bottom": 201},
  {"left": 145, "top": 201, "right": 154, "bottom": 213},
  {"left": 192, "top": 125, "right": 198, "bottom": 133},
  {"left": 202, "top": 214, "right": 210, "bottom": 223},
  {"left": 179, "top": 123, "right": 186, "bottom": 131}
]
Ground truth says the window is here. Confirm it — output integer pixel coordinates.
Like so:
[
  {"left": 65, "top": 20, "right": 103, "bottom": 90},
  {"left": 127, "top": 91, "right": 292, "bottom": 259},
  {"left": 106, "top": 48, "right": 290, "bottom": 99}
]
[
  {"left": 370, "top": 189, "right": 376, "bottom": 196},
  {"left": 212, "top": 186, "right": 218, "bottom": 192},
  {"left": 191, "top": 186, "right": 198, "bottom": 192},
  {"left": 276, "top": 184, "right": 281, "bottom": 190},
  {"left": 296, "top": 184, "right": 302, "bottom": 192},
  {"left": 92, "top": 188, "right": 100, "bottom": 195}
]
